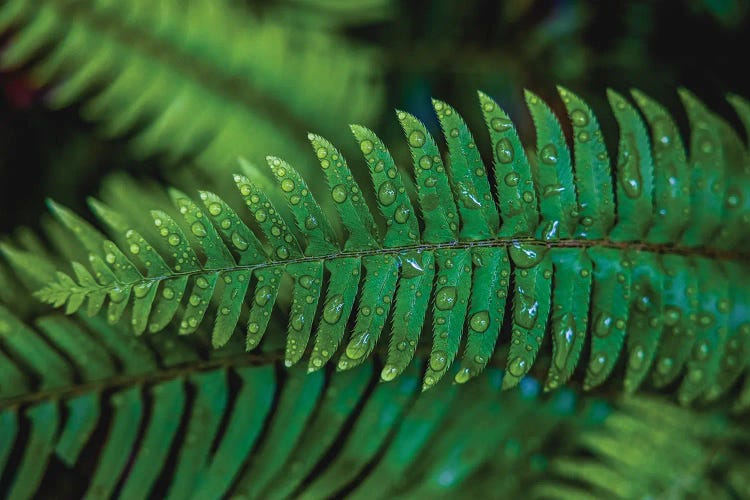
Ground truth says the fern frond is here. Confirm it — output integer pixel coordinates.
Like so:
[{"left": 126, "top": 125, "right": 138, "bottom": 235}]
[
  {"left": 534, "top": 396, "right": 750, "bottom": 499},
  {"left": 27, "top": 88, "right": 750, "bottom": 403},
  {"left": 0, "top": 302, "right": 625, "bottom": 498},
  {"left": 0, "top": 0, "right": 383, "bottom": 174}
]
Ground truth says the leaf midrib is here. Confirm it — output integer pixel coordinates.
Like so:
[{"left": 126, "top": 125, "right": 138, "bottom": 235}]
[{"left": 85, "top": 237, "right": 749, "bottom": 293}]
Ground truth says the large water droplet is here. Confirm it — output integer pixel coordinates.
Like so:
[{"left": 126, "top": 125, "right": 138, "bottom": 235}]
[
  {"left": 231, "top": 231, "right": 249, "bottom": 251},
  {"left": 490, "top": 117, "right": 512, "bottom": 132},
  {"left": 504, "top": 172, "right": 520, "bottom": 187},
  {"left": 540, "top": 144, "right": 558, "bottom": 164},
  {"left": 589, "top": 353, "right": 608, "bottom": 375},
  {"left": 469, "top": 311, "right": 490, "bottom": 333},
  {"left": 496, "top": 138, "right": 514, "bottom": 164},
  {"left": 619, "top": 137, "right": 642, "bottom": 198},
  {"left": 360, "top": 139, "right": 374, "bottom": 154},
  {"left": 381, "top": 364, "right": 399, "bottom": 381},
  {"left": 208, "top": 202, "right": 222, "bottom": 216},
  {"left": 134, "top": 283, "right": 150, "bottom": 298},
  {"left": 255, "top": 286, "right": 272, "bottom": 306},
  {"left": 515, "top": 292, "right": 539, "bottom": 329},
  {"left": 509, "top": 243, "right": 547, "bottom": 268},
  {"left": 378, "top": 181, "right": 397, "bottom": 206},
  {"left": 290, "top": 313, "right": 304, "bottom": 331},
  {"left": 400, "top": 252, "right": 424, "bottom": 278},
  {"left": 553, "top": 313, "right": 576, "bottom": 370},
  {"left": 323, "top": 294, "right": 344, "bottom": 324},
  {"left": 168, "top": 234, "right": 181, "bottom": 246},
  {"left": 408, "top": 130, "right": 426, "bottom": 148},
  {"left": 419, "top": 155, "right": 433, "bottom": 170},
  {"left": 276, "top": 246, "right": 290, "bottom": 259},
  {"left": 508, "top": 356, "right": 527, "bottom": 377},
  {"left": 570, "top": 109, "right": 588, "bottom": 127},
  {"left": 332, "top": 184, "right": 348, "bottom": 203},
  {"left": 594, "top": 313, "right": 613, "bottom": 337},
  {"left": 435, "top": 286, "right": 457, "bottom": 310},
  {"left": 394, "top": 204, "right": 411, "bottom": 224},
  {"left": 345, "top": 333, "right": 370, "bottom": 360},
  {"left": 429, "top": 350, "right": 448, "bottom": 371},
  {"left": 629, "top": 345, "right": 646, "bottom": 371},
  {"left": 191, "top": 221, "right": 207, "bottom": 237}
]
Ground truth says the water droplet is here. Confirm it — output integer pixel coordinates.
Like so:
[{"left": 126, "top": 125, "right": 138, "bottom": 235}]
[
  {"left": 323, "top": 294, "right": 344, "bottom": 324},
  {"left": 129, "top": 244, "right": 140, "bottom": 254},
  {"left": 134, "top": 283, "right": 150, "bottom": 298},
  {"left": 496, "top": 138, "right": 514, "bottom": 163},
  {"left": 454, "top": 368, "right": 472, "bottom": 384},
  {"left": 299, "top": 275, "right": 314, "bottom": 289},
  {"left": 570, "top": 109, "right": 588, "bottom": 127},
  {"left": 280, "top": 178, "right": 295, "bottom": 193},
  {"left": 726, "top": 190, "right": 742, "bottom": 208},
  {"left": 435, "top": 286, "right": 457, "bottom": 310},
  {"left": 543, "top": 184, "right": 564, "bottom": 197},
  {"left": 491, "top": 117, "right": 512, "bottom": 132},
  {"left": 619, "top": 137, "right": 642, "bottom": 198},
  {"left": 378, "top": 181, "right": 397, "bottom": 206},
  {"left": 332, "top": 184, "right": 348, "bottom": 203},
  {"left": 424, "top": 176, "right": 437, "bottom": 187},
  {"left": 515, "top": 293, "right": 539, "bottom": 329},
  {"left": 663, "top": 306, "right": 681, "bottom": 326},
  {"left": 191, "top": 221, "right": 207, "bottom": 237},
  {"left": 522, "top": 191, "right": 534, "bottom": 203},
  {"left": 594, "top": 313, "right": 613, "bottom": 337},
  {"left": 291, "top": 314, "right": 304, "bottom": 331},
  {"left": 381, "top": 364, "right": 399, "bottom": 381},
  {"left": 400, "top": 252, "right": 424, "bottom": 278},
  {"left": 276, "top": 246, "right": 290, "bottom": 259},
  {"left": 657, "top": 357, "right": 673, "bottom": 375},
  {"left": 698, "top": 313, "right": 714, "bottom": 327},
  {"left": 540, "top": 144, "right": 558, "bottom": 164},
  {"left": 168, "top": 234, "right": 181, "bottom": 246},
  {"left": 345, "top": 335, "right": 370, "bottom": 360},
  {"left": 255, "top": 286, "right": 272, "bottom": 306},
  {"left": 469, "top": 311, "right": 490, "bottom": 332},
  {"left": 304, "top": 215, "right": 319, "bottom": 230},
  {"left": 394, "top": 204, "right": 411, "bottom": 224},
  {"left": 508, "top": 356, "right": 527, "bottom": 377},
  {"left": 504, "top": 172, "right": 520, "bottom": 186},
  {"left": 589, "top": 353, "right": 607, "bottom": 375},
  {"left": 207, "top": 202, "right": 222, "bottom": 216},
  {"left": 429, "top": 350, "right": 448, "bottom": 372},
  {"left": 231, "top": 231, "right": 249, "bottom": 250},
  {"left": 509, "top": 243, "right": 547, "bottom": 268},
  {"left": 360, "top": 139, "right": 374, "bottom": 154},
  {"left": 316, "top": 147, "right": 327, "bottom": 159},
  {"left": 419, "top": 155, "right": 433, "bottom": 170},
  {"left": 629, "top": 345, "right": 646, "bottom": 370},
  {"left": 162, "top": 287, "right": 175, "bottom": 299},
  {"left": 408, "top": 130, "right": 426, "bottom": 148}
]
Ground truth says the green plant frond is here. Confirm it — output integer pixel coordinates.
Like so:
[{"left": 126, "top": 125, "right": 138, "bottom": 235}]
[
  {"left": 25, "top": 88, "right": 750, "bottom": 403},
  {"left": 534, "top": 396, "right": 750, "bottom": 499},
  {"left": 0, "top": 301, "right": 626, "bottom": 498},
  {"left": 0, "top": 0, "right": 384, "bottom": 176}
]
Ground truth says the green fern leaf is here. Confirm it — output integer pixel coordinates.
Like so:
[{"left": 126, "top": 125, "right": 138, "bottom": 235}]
[
  {"left": 0, "top": 0, "right": 384, "bottom": 179},
  {"left": 27, "top": 88, "right": 750, "bottom": 403}
]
